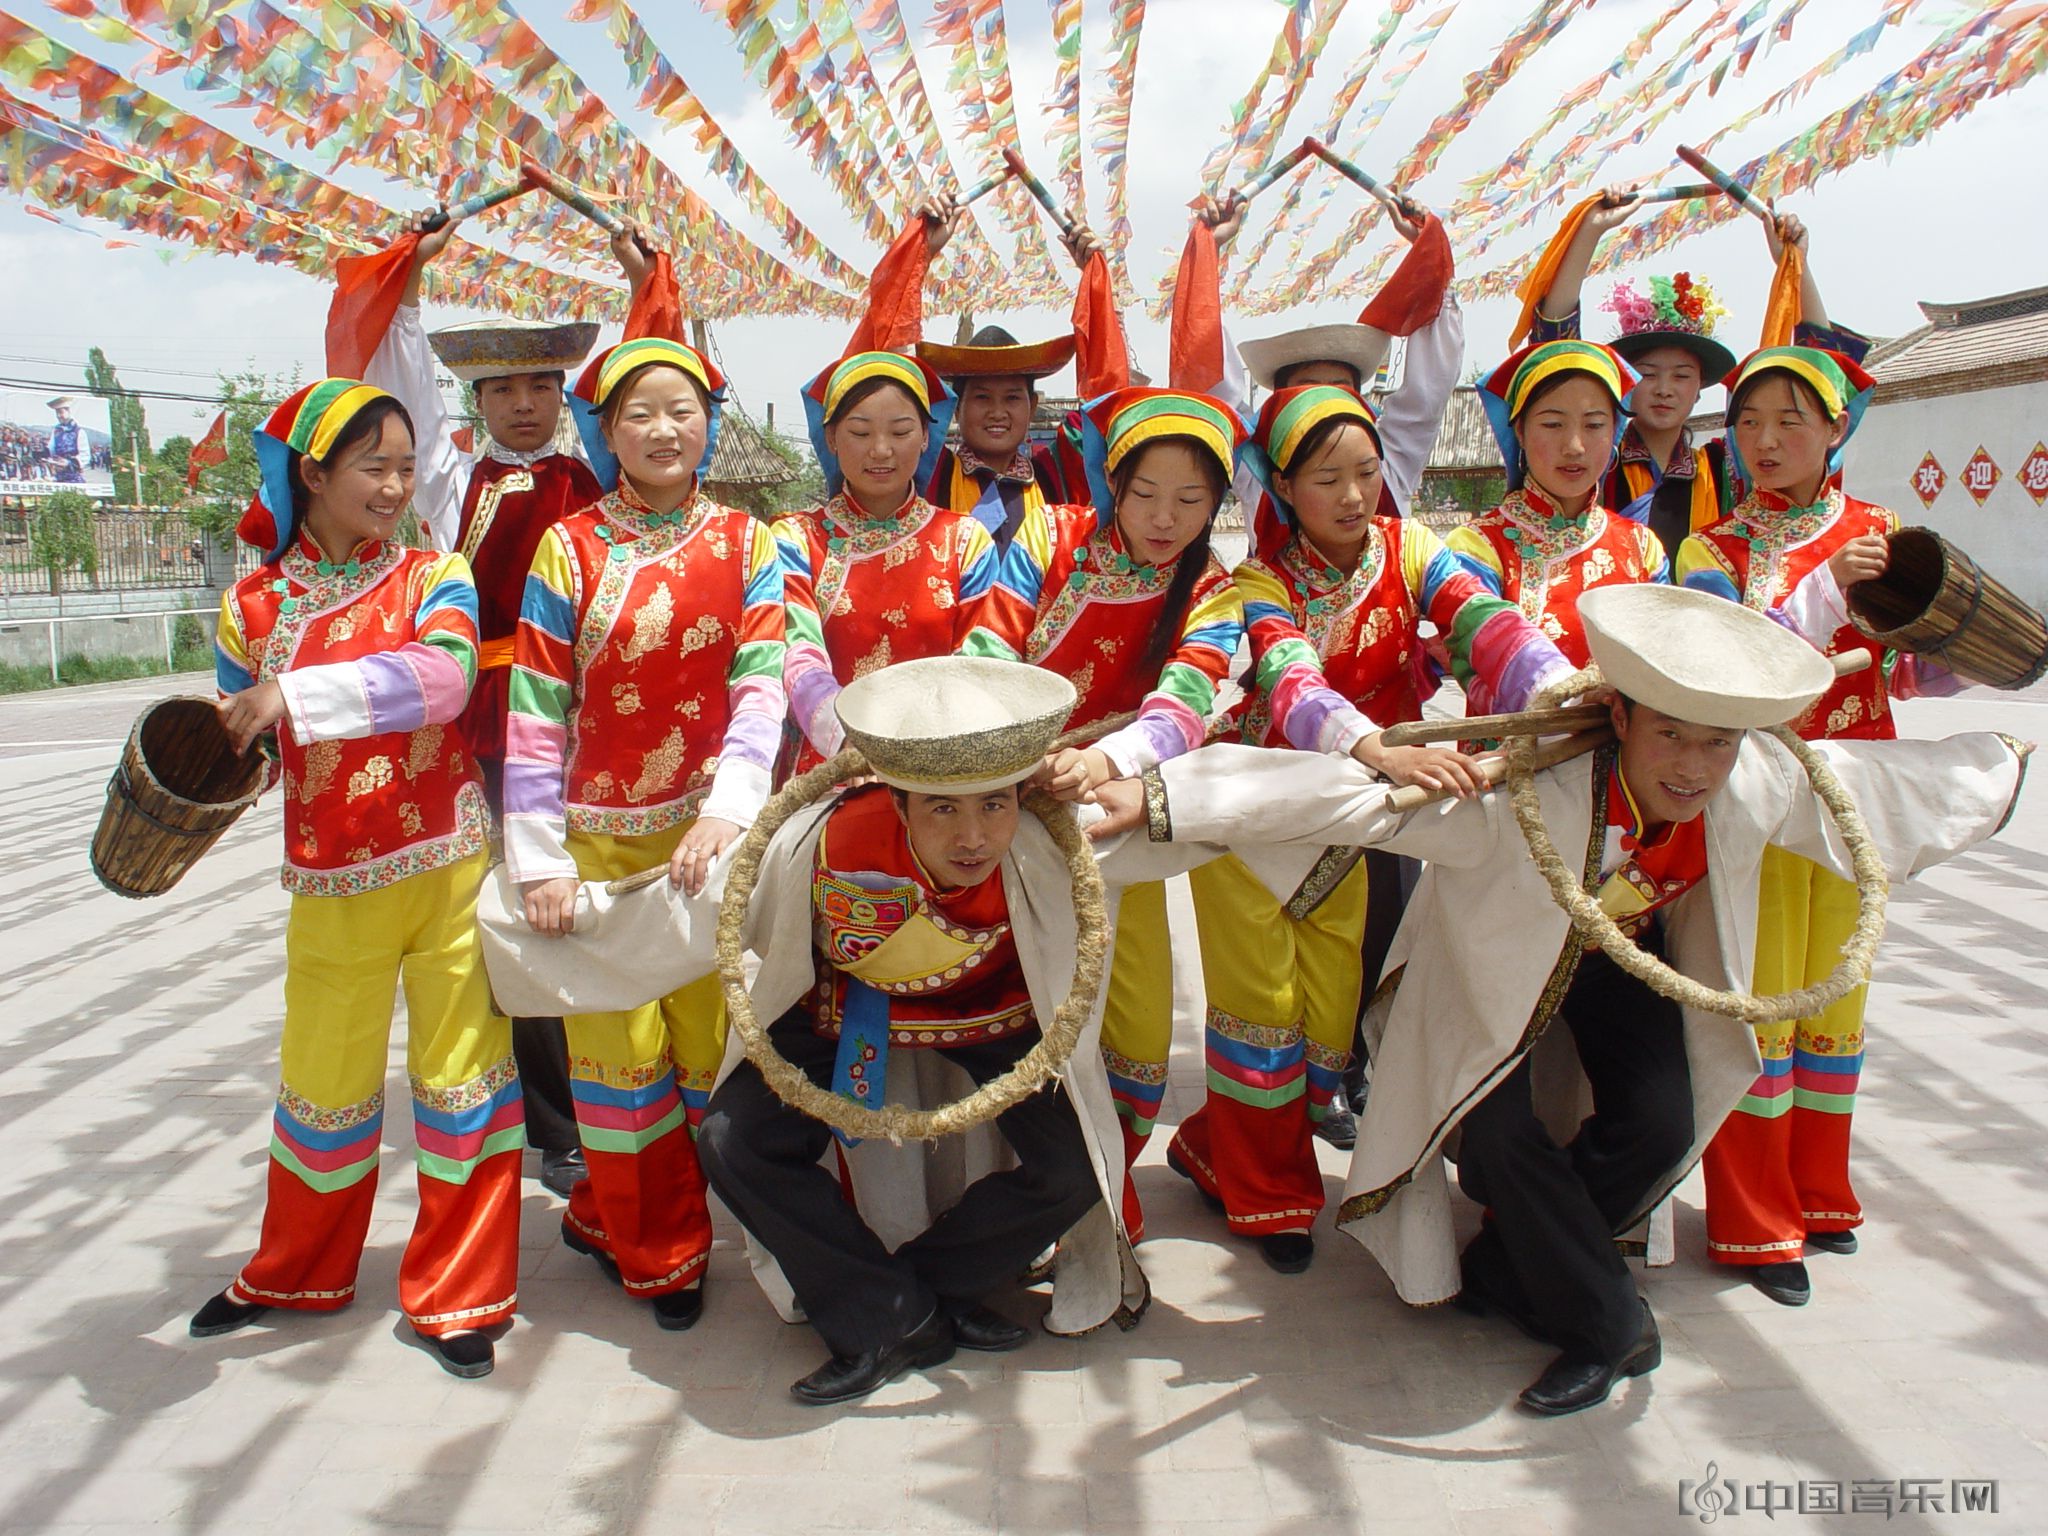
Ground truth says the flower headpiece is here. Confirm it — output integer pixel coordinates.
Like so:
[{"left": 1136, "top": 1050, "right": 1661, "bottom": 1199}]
[{"left": 1602, "top": 272, "right": 1729, "bottom": 340}]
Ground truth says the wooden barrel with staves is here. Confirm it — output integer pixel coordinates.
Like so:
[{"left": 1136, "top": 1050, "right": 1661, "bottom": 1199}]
[
  {"left": 90, "top": 696, "right": 266, "bottom": 898},
  {"left": 1845, "top": 527, "right": 2048, "bottom": 691}
]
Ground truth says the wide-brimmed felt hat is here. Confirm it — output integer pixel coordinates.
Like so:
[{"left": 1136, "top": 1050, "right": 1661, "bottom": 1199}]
[
  {"left": 429, "top": 318, "right": 600, "bottom": 382},
  {"left": 836, "top": 656, "right": 1077, "bottom": 795},
  {"left": 917, "top": 324, "right": 1076, "bottom": 382},
  {"left": 568, "top": 337, "right": 727, "bottom": 493},
  {"left": 1579, "top": 583, "right": 1834, "bottom": 730},
  {"left": 1237, "top": 323, "right": 1392, "bottom": 392},
  {"left": 802, "top": 350, "right": 957, "bottom": 496},
  {"left": 1601, "top": 273, "right": 1737, "bottom": 380},
  {"left": 239, "top": 378, "right": 400, "bottom": 562}
]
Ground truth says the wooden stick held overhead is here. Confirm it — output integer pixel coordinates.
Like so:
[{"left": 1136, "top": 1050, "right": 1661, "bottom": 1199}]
[
  {"left": 1675, "top": 145, "right": 1776, "bottom": 227},
  {"left": 1634, "top": 182, "right": 1725, "bottom": 205},
  {"left": 1304, "top": 136, "right": 1413, "bottom": 217},
  {"left": 1228, "top": 139, "right": 1318, "bottom": 205}
]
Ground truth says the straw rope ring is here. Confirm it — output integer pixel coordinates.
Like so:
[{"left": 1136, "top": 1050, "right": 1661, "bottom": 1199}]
[
  {"left": 1504, "top": 667, "right": 1889, "bottom": 1025},
  {"left": 714, "top": 747, "right": 1110, "bottom": 1143}
]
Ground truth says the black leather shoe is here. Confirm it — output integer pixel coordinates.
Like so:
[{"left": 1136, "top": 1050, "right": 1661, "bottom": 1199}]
[
  {"left": 652, "top": 1286, "right": 704, "bottom": 1332},
  {"left": 539, "top": 1147, "right": 588, "bottom": 1198},
  {"left": 790, "top": 1312, "right": 956, "bottom": 1406},
  {"left": 1313, "top": 1105, "right": 1358, "bottom": 1151},
  {"left": 1165, "top": 1145, "right": 1226, "bottom": 1214},
  {"left": 1260, "top": 1232, "right": 1315, "bottom": 1274},
  {"left": 1751, "top": 1260, "right": 1812, "bottom": 1306},
  {"left": 189, "top": 1290, "right": 270, "bottom": 1339},
  {"left": 951, "top": 1305, "right": 1029, "bottom": 1353},
  {"left": 561, "top": 1223, "right": 622, "bottom": 1286},
  {"left": 426, "top": 1330, "right": 495, "bottom": 1379},
  {"left": 1518, "top": 1301, "right": 1661, "bottom": 1417},
  {"left": 1806, "top": 1230, "right": 1858, "bottom": 1255}
]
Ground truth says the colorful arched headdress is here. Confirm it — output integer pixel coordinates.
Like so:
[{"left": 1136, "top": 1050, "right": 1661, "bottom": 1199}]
[
  {"left": 1721, "top": 345, "right": 1876, "bottom": 482},
  {"left": 801, "top": 349, "right": 956, "bottom": 496},
  {"left": 569, "top": 337, "right": 727, "bottom": 494},
  {"left": 1477, "top": 339, "right": 1638, "bottom": 492},
  {"left": 1240, "top": 385, "right": 1385, "bottom": 560},
  {"left": 1078, "top": 386, "right": 1249, "bottom": 529},
  {"left": 239, "top": 378, "right": 401, "bottom": 563}
]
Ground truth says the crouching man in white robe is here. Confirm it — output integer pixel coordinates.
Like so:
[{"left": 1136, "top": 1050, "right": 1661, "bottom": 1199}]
[
  {"left": 1127, "top": 585, "right": 2029, "bottom": 1417},
  {"left": 482, "top": 656, "right": 1233, "bottom": 1404}
]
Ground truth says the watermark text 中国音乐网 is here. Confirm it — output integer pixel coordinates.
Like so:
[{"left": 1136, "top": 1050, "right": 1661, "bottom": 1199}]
[{"left": 1679, "top": 1462, "right": 1999, "bottom": 1521}]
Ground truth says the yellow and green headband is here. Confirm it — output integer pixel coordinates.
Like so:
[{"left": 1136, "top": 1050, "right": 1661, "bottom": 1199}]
[
  {"left": 1100, "top": 392, "right": 1239, "bottom": 479},
  {"left": 581, "top": 337, "right": 717, "bottom": 408},
  {"left": 818, "top": 349, "right": 936, "bottom": 420},
  {"left": 1262, "top": 385, "right": 1380, "bottom": 475},
  {"left": 1494, "top": 339, "right": 1633, "bottom": 420}
]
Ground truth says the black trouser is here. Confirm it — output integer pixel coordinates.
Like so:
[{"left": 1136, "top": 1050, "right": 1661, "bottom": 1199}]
[
  {"left": 1344, "top": 849, "right": 1417, "bottom": 1109},
  {"left": 513, "top": 1017, "right": 579, "bottom": 1154},
  {"left": 481, "top": 754, "right": 582, "bottom": 1157},
  {"left": 697, "top": 1007, "right": 1102, "bottom": 1358},
  {"left": 1454, "top": 943, "right": 1694, "bottom": 1364}
]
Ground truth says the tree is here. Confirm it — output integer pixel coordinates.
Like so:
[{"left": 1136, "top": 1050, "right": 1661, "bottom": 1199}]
[
  {"left": 30, "top": 489, "right": 98, "bottom": 594},
  {"left": 189, "top": 366, "right": 300, "bottom": 540},
  {"left": 148, "top": 434, "right": 193, "bottom": 506},
  {"left": 84, "top": 347, "right": 150, "bottom": 504}
]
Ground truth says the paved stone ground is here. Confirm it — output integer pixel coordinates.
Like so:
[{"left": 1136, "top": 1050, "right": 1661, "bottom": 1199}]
[{"left": 2, "top": 672, "right": 2045, "bottom": 1535}]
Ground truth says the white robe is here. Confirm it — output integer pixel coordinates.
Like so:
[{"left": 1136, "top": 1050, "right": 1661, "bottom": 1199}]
[
  {"left": 477, "top": 794, "right": 1227, "bottom": 1337},
  {"left": 1150, "top": 731, "right": 2029, "bottom": 1305}
]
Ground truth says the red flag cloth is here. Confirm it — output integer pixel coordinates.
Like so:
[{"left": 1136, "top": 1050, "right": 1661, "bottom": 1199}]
[
  {"left": 186, "top": 410, "right": 227, "bottom": 489},
  {"left": 1168, "top": 220, "right": 1224, "bottom": 392},
  {"left": 845, "top": 217, "right": 933, "bottom": 357},
  {"left": 1360, "top": 212, "right": 1453, "bottom": 334},
  {"left": 326, "top": 231, "right": 421, "bottom": 378},
  {"left": 1759, "top": 242, "right": 1804, "bottom": 349},
  {"left": 1506, "top": 194, "right": 1604, "bottom": 348},
  {"left": 1070, "top": 250, "right": 1130, "bottom": 398},
  {"left": 624, "top": 251, "right": 684, "bottom": 342}
]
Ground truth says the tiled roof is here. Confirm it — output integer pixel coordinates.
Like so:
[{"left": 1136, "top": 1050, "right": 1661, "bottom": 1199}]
[{"left": 1863, "top": 285, "right": 2048, "bottom": 401}]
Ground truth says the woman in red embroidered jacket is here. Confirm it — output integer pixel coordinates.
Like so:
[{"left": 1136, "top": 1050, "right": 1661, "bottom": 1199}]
[
  {"left": 505, "top": 337, "right": 786, "bottom": 1331},
  {"left": 961, "top": 387, "right": 1247, "bottom": 1241},
  {"left": 775, "top": 351, "right": 997, "bottom": 778},
  {"left": 1167, "top": 384, "right": 1575, "bottom": 1272},
  {"left": 1448, "top": 340, "right": 1669, "bottom": 667},
  {"left": 191, "top": 381, "right": 515, "bottom": 1381},
  {"left": 1676, "top": 345, "right": 1958, "bottom": 1308}
]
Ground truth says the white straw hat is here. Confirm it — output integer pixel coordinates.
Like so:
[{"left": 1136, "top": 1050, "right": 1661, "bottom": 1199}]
[
  {"left": 1579, "top": 584, "right": 1835, "bottom": 730},
  {"left": 835, "top": 657, "right": 1077, "bottom": 795},
  {"left": 1237, "top": 323, "right": 1392, "bottom": 390}
]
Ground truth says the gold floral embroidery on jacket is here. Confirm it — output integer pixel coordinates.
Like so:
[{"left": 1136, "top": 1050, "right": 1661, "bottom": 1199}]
[
  {"left": 621, "top": 582, "right": 673, "bottom": 662},
  {"left": 346, "top": 756, "right": 394, "bottom": 800},
  {"left": 676, "top": 612, "right": 725, "bottom": 659},
  {"left": 297, "top": 740, "right": 341, "bottom": 804},
  {"left": 405, "top": 724, "right": 444, "bottom": 781},
  {"left": 625, "top": 728, "right": 685, "bottom": 804}
]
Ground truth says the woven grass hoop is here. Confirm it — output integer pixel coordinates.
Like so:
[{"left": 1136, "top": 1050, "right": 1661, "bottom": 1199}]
[
  {"left": 714, "top": 747, "right": 1110, "bottom": 1143},
  {"left": 1504, "top": 667, "right": 1889, "bottom": 1026}
]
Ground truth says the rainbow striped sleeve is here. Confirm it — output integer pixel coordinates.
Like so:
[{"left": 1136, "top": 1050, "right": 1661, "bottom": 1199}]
[
  {"left": 1095, "top": 564, "right": 1246, "bottom": 776},
  {"left": 1237, "top": 559, "right": 1373, "bottom": 754},
  {"left": 1442, "top": 521, "right": 1508, "bottom": 597},
  {"left": 775, "top": 512, "right": 844, "bottom": 756},
  {"left": 1675, "top": 533, "right": 1741, "bottom": 604},
  {"left": 960, "top": 503, "right": 1055, "bottom": 662},
  {"left": 1400, "top": 520, "right": 1571, "bottom": 716},
  {"left": 215, "top": 587, "right": 254, "bottom": 698},
  {"left": 274, "top": 551, "right": 479, "bottom": 746},
  {"left": 503, "top": 525, "right": 582, "bottom": 884},
  {"left": 701, "top": 518, "right": 789, "bottom": 826},
  {"left": 1638, "top": 525, "right": 1671, "bottom": 585}
]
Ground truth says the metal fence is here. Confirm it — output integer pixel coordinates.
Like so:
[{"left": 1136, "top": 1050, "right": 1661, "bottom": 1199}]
[{"left": 0, "top": 507, "right": 259, "bottom": 597}]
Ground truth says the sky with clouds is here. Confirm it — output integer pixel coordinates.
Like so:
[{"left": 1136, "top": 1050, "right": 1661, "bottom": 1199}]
[{"left": 1, "top": 0, "right": 2040, "bottom": 448}]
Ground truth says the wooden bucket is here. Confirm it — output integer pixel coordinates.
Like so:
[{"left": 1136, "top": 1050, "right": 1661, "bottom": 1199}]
[
  {"left": 90, "top": 696, "right": 266, "bottom": 899},
  {"left": 1846, "top": 526, "right": 2048, "bottom": 691}
]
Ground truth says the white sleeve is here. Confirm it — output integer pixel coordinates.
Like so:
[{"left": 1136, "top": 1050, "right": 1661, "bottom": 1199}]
[
  {"left": 1780, "top": 559, "right": 1850, "bottom": 648},
  {"left": 1376, "top": 295, "right": 1464, "bottom": 515},
  {"left": 364, "top": 304, "right": 465, "bottom": 552}
]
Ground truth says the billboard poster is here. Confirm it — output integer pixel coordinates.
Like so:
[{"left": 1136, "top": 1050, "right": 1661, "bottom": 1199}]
[{"left": 0, "top": 388, "right": 116, "bottom": 499}]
